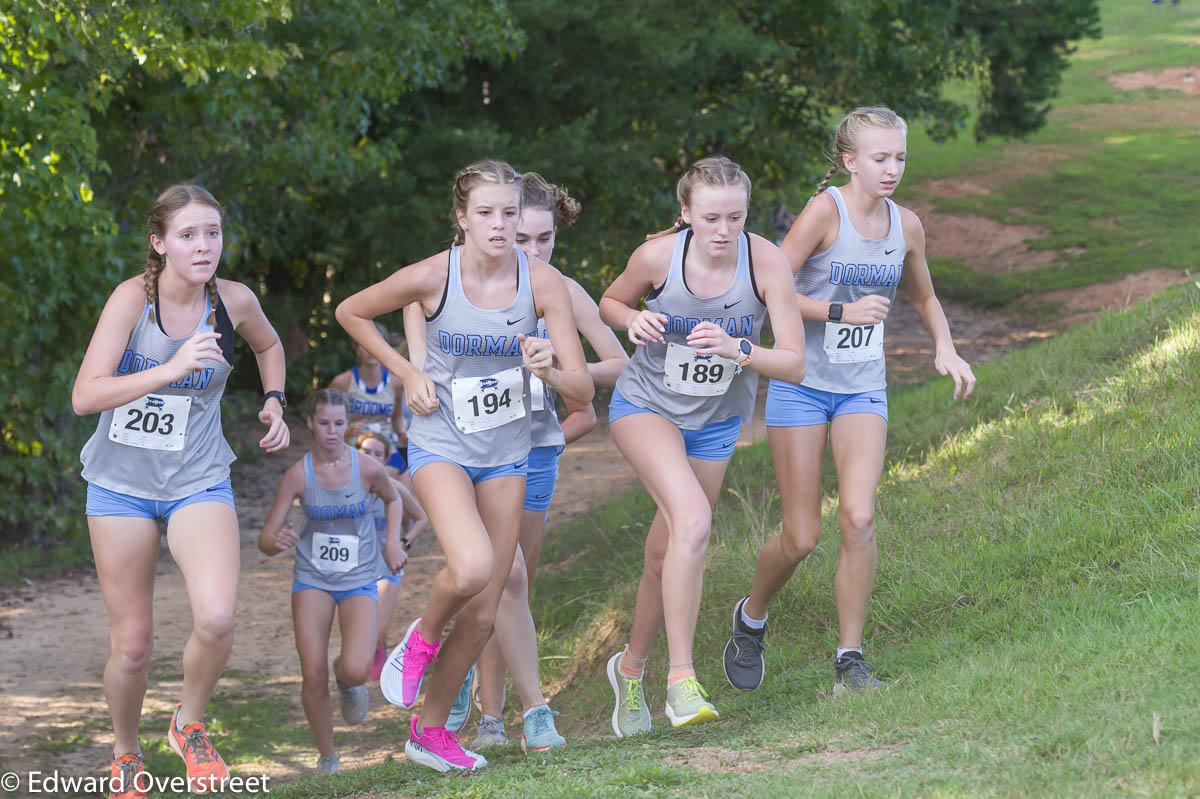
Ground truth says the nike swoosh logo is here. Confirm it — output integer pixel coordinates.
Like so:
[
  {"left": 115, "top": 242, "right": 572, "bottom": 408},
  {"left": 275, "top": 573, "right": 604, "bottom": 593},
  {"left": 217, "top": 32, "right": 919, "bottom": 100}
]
[
  {"left": 507, "top": 318, "right": 523, "bottom": 326},
  {"left": 533, "top": 493, "right": 550, "bottom": 500},
  {"left": 884, "top": 248, "right": 897, "bottom": 255},
  {"left": 345, "top": 493, "right": 354, "bottom": 498},
  {"left": 723, "top": 301, "right": 740, "bottom": 309}
]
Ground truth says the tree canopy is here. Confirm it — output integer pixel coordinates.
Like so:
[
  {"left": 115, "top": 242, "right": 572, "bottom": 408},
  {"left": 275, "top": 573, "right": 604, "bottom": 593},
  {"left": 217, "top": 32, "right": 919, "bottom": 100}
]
[{"left": 0, "top": 0, "right": 1099, "bottom": 547}]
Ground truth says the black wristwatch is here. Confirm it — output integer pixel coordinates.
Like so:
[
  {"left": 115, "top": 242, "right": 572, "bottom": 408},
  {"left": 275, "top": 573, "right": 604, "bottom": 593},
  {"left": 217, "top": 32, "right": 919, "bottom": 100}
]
[
  {"left": 828, "top": 302, "right": 843, "bottom": 322},
  {"left": 400, "top": 536, "right": 412, "bottom": 551},
  {"left": 263, "top": 390, "right": 287, "bottom": 409}
]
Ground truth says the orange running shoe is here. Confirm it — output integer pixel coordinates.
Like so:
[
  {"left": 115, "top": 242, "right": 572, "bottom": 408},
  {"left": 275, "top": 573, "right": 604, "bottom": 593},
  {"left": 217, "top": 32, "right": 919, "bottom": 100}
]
[
  {"left": 166, "top": 706, "right": 228, "bottom": 794},
  {"left": 109, "top": 752, "right": 148, "bottom": 799}
]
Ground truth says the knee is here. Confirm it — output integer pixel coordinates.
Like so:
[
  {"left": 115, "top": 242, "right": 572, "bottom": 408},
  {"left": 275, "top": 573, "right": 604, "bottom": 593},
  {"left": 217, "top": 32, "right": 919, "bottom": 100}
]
[
  {"left": 301, "top": 661, "right": 330, "bottom": 690},
  {"left": 110, "top": 628, "right": 153, "bottom": 674},
  {"left": 504, "top": 557, "right": 528, "bottom": 598},
  {"left": 672, "top": 511, "right": 712, "bottom": 557},
  {"left": 839, "top": 508, "right": 876, "bottom": 549},
  {"left": 779, "top": 514, "right": 821, "bottom": 565},
  {"left": 448, "top": 555, "right": 493, "bottom": 597},
  {"left": 337, "top": 659, "right": 370, "bottom": 686},
  {"left": 456, "top": 604, "right": 497, "bottom": 642},
  {"left": 193, "top": 609, "right": 236, "bottom": 645}
]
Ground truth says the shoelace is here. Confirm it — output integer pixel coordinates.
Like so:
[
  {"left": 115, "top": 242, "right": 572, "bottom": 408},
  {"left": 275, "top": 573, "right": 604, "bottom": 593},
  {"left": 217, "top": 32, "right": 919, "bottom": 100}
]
[
  {"left": 423, "top": 726, "right": 463, "bottom": 752},
  {"left": 527, "top": 707, "right": 559, "bottom": 737},
  {"left": 404, "top": 637, "right": 439, "bottom": 670},
  {"left": 731, "top": 630, "right": 766, "bottom": 665},
  {"left": 838, "top": 657, "right": 876, "bottom": 683},
  {"left": 182, "top": 726, "right": 216, "bottom": 766},
  {"left": 478, "top": 716, "right": 504, "bottom": 735},
  {"left": 621, "top": 675, "right": 645, "bottom": 712},
  {"left": 115, "top": 756, "right": 143, "bottom": 794},
  {"left": 675, "top": 677, "right": 709, "bottom": 703}
]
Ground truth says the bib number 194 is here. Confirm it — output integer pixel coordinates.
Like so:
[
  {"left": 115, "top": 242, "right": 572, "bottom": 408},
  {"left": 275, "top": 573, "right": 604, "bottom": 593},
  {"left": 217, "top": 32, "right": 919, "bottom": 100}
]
[{"left": 452, "top": 366, "right": 526, "bottom": 434}]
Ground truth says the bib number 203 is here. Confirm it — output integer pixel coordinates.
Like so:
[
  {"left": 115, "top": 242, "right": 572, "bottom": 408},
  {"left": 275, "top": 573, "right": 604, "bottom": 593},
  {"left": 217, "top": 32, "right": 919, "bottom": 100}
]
[{"left": 108, "top": 394, "right": 191, "bottom": 451}]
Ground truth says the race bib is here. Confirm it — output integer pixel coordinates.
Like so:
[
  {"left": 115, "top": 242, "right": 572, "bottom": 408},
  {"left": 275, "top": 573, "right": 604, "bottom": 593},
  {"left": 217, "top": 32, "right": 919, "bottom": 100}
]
[
  {"left": 312, "top": 532, "right": 359, "bottom": 573},
  {"left": 108, "top": 394, "right": 191, "bottom": 451},
  {"left": 451, "top": 366, "right": 526, "bottom": 434},
  {"left": 823, "top": 322, "right": 884, "bottom": 364},
  {"left": 662, "top": 342, "right": 738, "bottom": 397},
  {"left": 529, "top": 373, "right": 547, "bottom": 412}
]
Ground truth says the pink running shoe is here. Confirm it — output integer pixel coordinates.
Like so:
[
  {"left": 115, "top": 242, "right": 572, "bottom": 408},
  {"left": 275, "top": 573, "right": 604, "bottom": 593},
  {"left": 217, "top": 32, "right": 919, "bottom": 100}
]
[
  {"left": 380, "top": 617, "right": 440, "bottom": 709},
  {"left": 370, "top": 643, "right": 387, "bottom": 681},
  {"left": 404, "top": 716, "right": 487, "bottom": 772}
]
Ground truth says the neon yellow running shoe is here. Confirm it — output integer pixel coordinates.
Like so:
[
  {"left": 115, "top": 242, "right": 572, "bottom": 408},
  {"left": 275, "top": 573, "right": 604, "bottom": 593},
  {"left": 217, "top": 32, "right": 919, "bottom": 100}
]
[{"left": 664, "top": 676, "right": 719, "bottom": 727}]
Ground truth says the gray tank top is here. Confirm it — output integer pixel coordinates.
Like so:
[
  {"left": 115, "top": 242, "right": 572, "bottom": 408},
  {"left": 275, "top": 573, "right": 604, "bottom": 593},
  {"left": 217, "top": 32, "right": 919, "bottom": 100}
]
[
  {"left": 407, "top": 247, "right": 537, "bottom": 467},
  {"left": 293, "top": 449, "right": 381, "bottom": 591},
  {"left": 615, "top": 229, "right": 766, "bottom": 430},
  {"left": 529, "top": 318, "right": 565, "bottom": 449},
  {"left": 80, "top": 294, "right": 235, "bottom": 500},
  {"left": 347, "top": 366, "right": 400, "bottom": 448},
  {"left": 796, "top": 186, "right": 905, "bottom": 393}
]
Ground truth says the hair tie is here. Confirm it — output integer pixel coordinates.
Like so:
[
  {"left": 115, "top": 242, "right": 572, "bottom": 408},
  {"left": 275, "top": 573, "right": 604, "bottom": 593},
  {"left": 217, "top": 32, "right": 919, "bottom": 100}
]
[{"left": 673, "top": 219, "right": 681, "bottom": 229}]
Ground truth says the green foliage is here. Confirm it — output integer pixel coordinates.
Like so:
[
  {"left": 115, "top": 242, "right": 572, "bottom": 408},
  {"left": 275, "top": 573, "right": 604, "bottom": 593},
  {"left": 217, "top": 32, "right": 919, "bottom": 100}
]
[{"left": 0, "top": 0, "right": 1099, "bottom": 555}]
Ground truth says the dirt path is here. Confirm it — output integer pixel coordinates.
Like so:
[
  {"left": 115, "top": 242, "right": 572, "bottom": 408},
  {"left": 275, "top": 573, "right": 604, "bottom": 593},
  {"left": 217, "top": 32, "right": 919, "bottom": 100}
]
[{"left": 0, "top": 237, "right": 1191, "bottom": 787}]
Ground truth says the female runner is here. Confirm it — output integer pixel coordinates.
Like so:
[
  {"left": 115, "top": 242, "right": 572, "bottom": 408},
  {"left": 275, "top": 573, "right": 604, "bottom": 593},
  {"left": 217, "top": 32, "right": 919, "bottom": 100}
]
[
  {"left": 598, "top": 156, "right": 805, "bottom": 736},
  {"left": 257, "top": 389, "right": 406, "bottom": 775},
  {"left": 470, "top": 172, "right": 628, "bottom": 751},
  {"left": 721, "top": 106, "right": 975, "bottom": 696},
  {"left": 336, "top": 159, "right": 593, "bottom": 772},
  {"left": 73, "top": 184, "right": 288, "bottom": 796}
]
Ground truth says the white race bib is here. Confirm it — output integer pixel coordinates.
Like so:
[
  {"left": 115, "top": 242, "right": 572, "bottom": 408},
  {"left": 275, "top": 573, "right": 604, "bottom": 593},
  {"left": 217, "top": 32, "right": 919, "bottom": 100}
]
[
  {"left": 451, "top": 366, "right": 526, "bottom": 434},
  {"left": 662, "top": 342, "right": 738, "bottom": 397},
  {"left": 312, "top": 532, "right": 359, "bottom": 573},
  {"left": 108, "top": 394, "right": 191, "bottom": 451},
  {"left": 529, "top": 373, "right": 546, "bottom": 412},
  {"left": 823, "top": 322, "right": 884, "bottom": 364}
]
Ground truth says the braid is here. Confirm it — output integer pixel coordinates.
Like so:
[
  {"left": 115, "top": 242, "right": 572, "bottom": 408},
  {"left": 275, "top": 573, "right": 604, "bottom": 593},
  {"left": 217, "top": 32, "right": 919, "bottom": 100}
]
[
  {"left": 451, "top": 159, "right": 521, "bottom": 245},
  {"left": 206, "top": 277, "right": 219, "bottom": 327},
  {"left": 647, "top": 156, "right": 750, "bottom": 239},
  {"left": 814, "top": 163, "right": 839, "bottom": 198},
  {"left": 144, "top": 252, "right": 164, "bottom": 324},
  {"left": 646, "top": 216, "right": 684, "bottom": 241}
]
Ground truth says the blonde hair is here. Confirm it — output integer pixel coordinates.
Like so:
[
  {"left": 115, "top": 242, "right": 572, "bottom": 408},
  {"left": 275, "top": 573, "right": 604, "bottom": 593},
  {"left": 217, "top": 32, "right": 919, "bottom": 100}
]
[
  {"left": 647, "top": 156, "right": 751, "bottom": 240},
  {"left": 451, "top": 159, "right": 522, "bottom": 246},
  {"left": 145, "top": 184, "right": 223, "bottom": 326},
  {"left": 355, "top": 431, "right": 391, "bottom": 457},
  {"left": 304, "top": 387, "right": 349, "bottom": 419},
  {"left": 521, "top": 172, "right": 582, "bottom": 229},
  {"left": 815, "top": 106, "right": 908, "bottom": 196}
]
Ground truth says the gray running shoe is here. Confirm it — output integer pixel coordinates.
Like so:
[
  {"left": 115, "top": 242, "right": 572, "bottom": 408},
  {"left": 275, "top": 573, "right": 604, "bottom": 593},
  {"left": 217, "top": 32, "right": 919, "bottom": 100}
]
[
  {"left": 606, "top": 651, "right": 651, "bottom": 738},
  {"left": 316, "top": 753, "right": 339, "bottom": 775},
  {"left": 722, "top": 596, "right": 766, "bottom": 691},
  {"left": 333, "top": 656, "right": 370, "bottom": 725},
  {"left": 471, "top": 714, "right": 508, "bottom": 749},
  {"left": 447, "top": 663, "right": 475, "bottom": 733},
  {"left": 833, "top": 651, "right": 884, "bottom": 696},
  {"left": 664, "top": 676, "right": 719, "bottom": 727}
]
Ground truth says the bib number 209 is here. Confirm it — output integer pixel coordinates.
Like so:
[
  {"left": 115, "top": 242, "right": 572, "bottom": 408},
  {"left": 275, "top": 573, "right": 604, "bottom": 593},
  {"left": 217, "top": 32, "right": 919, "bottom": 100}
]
[{"left": 312, "top": 532, "right": 358, "bottom": 573}]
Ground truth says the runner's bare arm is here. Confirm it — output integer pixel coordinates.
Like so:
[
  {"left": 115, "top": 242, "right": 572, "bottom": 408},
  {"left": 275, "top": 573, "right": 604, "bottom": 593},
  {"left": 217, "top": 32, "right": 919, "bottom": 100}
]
[
  {"left": 258, "top": 461, "right": 305, "bottom": 555},
  {"left": 363, "top": 454, "right": 406, "bottom": 573},
  {"left": 599, "top": 237, "right": 672, "bottom": 345},
  {"left": 529, "top": 261, "right": 594, "bottom": 405},
  {"left": 222, "top": 279, "right": 289, "bottom": 451},
  {"left": 337, "top": 258, "right": 446, "bottom": 414},
  {"left": 393, "top": 478, "right": 429, "bottom": 544},
  {"left": 899, "top": 208, "right": 976, "bottom": 399},
  {"left": 566, "top": 277, "right": 628, "bottom": 388}
]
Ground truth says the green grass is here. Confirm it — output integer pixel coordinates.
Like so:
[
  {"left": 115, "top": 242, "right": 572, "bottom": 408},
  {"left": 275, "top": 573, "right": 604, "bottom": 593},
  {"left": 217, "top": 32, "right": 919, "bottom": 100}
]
[{"left": 243, "top": 281, "right": 1200, "bottom": 798}]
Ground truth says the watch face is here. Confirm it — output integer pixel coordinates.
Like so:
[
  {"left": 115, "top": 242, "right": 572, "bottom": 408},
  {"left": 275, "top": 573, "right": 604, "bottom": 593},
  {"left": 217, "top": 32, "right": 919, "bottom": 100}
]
[{"left": 740, "top": 339, "right": 753, "bottom": 356}]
